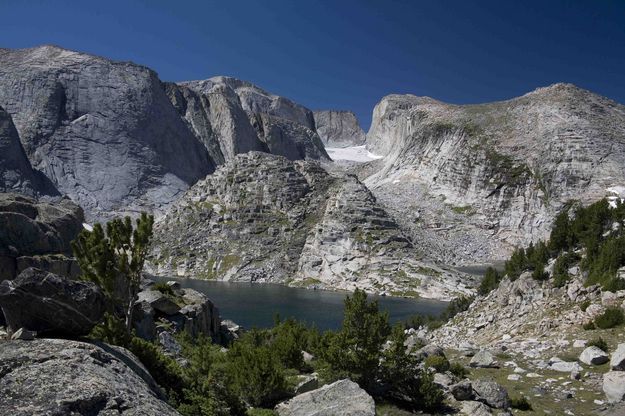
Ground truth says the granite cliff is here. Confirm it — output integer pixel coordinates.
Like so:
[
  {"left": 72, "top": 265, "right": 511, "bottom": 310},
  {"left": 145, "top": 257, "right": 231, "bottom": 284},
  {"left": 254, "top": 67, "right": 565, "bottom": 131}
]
[
  {"left": 313, "top": 110, "right": 366, "bottom": 148},
  {"left": 362, "top": 83, "right": 625, "bottom": 265}
]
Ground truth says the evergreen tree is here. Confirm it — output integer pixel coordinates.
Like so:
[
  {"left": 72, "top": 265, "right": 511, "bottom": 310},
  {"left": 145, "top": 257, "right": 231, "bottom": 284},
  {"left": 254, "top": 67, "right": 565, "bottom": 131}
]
[{"left": 72, "top": 213, "right": 154, "bottom": 332}]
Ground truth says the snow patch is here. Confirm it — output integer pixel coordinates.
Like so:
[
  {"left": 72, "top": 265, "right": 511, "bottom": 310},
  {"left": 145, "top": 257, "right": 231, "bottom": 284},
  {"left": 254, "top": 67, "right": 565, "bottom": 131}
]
[
  {"left": 606, "top": 186, "right": 625, "bottom": 208},
  {"left": 82, "top": 223, "right": 93, "bottom": 232},
  {"left": 326, "top": 145, "right": 384, "bottom": 162}
]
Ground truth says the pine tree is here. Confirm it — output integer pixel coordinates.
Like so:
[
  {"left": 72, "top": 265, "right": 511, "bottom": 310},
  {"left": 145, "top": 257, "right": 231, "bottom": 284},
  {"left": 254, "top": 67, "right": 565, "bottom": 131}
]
[{"left": 72, "top": 213, "right": 154, "bottom": 332}]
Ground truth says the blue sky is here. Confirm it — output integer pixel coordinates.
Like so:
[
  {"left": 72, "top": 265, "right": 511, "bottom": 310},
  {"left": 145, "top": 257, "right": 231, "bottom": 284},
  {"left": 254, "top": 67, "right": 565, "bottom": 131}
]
[{"left": 2, "top": 0, "right": 624, "bottom": 129}]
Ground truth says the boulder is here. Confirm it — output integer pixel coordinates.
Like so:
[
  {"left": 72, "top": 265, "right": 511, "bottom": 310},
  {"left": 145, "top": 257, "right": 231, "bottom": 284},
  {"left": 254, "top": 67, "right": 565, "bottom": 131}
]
[
  {"left": 549, "top": 357, "right": 583, "bottom": 373},
  {"left": 416, "top": 343, "right": 446, "bottom": 359},
  {"left": 450, "top": 379, "right": 474, "bottom": 401},
  {"left": 132, "top": 300, "right": 156, "bottom": 341},
  {"left": 434, "top": 372, "right": 453, "bottom": 387},
  {"left": 293, "top": 374, "right": 319, "bottom": 395},
  {"left": 472, "top": 379, "right": 511, "bottom": 409},
  {"left": 603, "top": 371, "right": 625, "bottom": 403},
  {"left": 0, "top": 268, "right": 105, "bottom": 336},
  {"left": 579, "top": 346, "right": 609, "bottom": 365},
  {"left": 611, "top": 343, "right": 625, "bottom": 370},
  {"left": 470, "top": 350, "right": 498, "bottom": 368},
  {"left": 11, "top": 327, "right": 35, "bottom": 340},
  {"left": 158, "top": 331, "right": 182, "bottom": 356},
  {"left": 0, "top": 338, "right": 179, "bottom": 415},
  {"left": 275, "top": 379, "right": 375, "bottom": 416},
  {"left": 137, "top": 290, "right": 181, "bottom": 315},
  {"left": 460, "top": 400, "right": 492, "bottom": 416}
]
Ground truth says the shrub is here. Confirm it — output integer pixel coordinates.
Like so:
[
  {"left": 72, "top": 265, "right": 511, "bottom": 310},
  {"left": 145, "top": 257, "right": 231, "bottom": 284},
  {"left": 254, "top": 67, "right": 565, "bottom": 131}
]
[
  {"left": 583, "top": 321, "right": 596, "bottom": 330},
  {"left": 153, "top": 281, "right": 175, "bottom": 296},
  {"left": 128, "top": 337, "right": 186, "bottom": 402},
  {"left": 510, "top": 395, "right": 532, "bottom": 411},
  {"left": 478, "top": 267, "right": 501, "bottom": 295},
  {"left": 580, "top": 300, "right": 591, "bottom": 312},
  {"left": 416, "top": 371, "right": 444, "bottom": 411},
  {"left": 424, "top": 355, "right": 450, "bottom": 372},
  {"left": 440, "top": 295, "right": 474, "bottom": 321},
  {"left": 449, "top": 362, "right": 469, "bottom": 379},
  {"left": 595, "top": 307, "right": 625, "bottom": 329},
  {"left": 588, "top": 337, "right": 609, "bottom": 352}
]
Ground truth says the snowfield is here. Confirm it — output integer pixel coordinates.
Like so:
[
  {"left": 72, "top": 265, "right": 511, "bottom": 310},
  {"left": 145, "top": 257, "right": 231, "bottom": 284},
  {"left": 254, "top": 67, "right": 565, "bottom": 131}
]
[{"left": 325, "top": 145, "right": 384, "bottom": 162}]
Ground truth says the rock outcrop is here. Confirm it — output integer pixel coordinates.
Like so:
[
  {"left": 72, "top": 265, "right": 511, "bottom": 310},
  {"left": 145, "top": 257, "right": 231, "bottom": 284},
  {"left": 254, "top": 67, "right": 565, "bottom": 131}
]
[
  {"left": 362, "top": 84, "right": 625, "bottom": 264},
  {"left": 0, "top": 338, "right": 179, "bottom": 415},
  {"left": 0, "top": 106, "right": 57, "bottom": 197},
  {"left": 0, "top": 45, "right": 215, "bottom": 221},
  {"left": 313, "top": 110, "right": 366, "bottom": 148},
  {"left": 148, "top": 152, "right": 471, "bottom": 299},
  {"left": 170, "top": 77, "right": 329, "bottom": 164},
  {"left": 0, "top": 193, "right": 83, "bottom": 280},
  {"left": 132, "top": 283, "right": 221, "bottom": 342},
  {"left": 275, "top": 379, "right": 375, "bottom": 416},
  {"left": 0, "top": 267, "right": 105, "bottom": 336}
]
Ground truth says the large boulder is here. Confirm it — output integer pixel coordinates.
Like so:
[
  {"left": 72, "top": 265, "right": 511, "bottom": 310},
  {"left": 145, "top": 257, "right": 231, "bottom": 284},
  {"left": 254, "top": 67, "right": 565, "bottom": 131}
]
[
  {"left": 0, "top": 268, "right": 105, "bottom": 336},
  {"left": 275, "top": 379, "right": 375, "bottom": 416},
  {"left": 0, "top": 193, "right": 83, "bottom": 280},
  {"left": 579, "top": 346, "right": 609, "bottom": 365},
  {"left": 0, "top": 338, "right": 179, "bottom": 415},
  {"left": 611, "top": 343, "right": 625, "bottom": 370},
  {"left": 472, "top": 379, "right": 511, "bottom": 409},
  {"left": 470, "top": 350, "right": 498, "bottom": 368},
  {"left": 603, "top": 371, "right": 625, "bottom": 403}
]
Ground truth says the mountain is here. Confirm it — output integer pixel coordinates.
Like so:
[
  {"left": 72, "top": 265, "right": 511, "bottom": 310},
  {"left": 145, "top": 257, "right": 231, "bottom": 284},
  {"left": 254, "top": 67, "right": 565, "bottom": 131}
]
[
  {"left": 313, "top": 110, "right": 366, "bottom": 148},
  {"left": 0, "top": 45, "right": 215, "bottom": 221},
  {"left": 0, "top": 46, "right": 329, "bottom": 220},
  {"left": 148, "top": 152, "right": 472, "bottom": 300},
  {"left": 362, "top": 83, "right": 625, "bottom": 265}
]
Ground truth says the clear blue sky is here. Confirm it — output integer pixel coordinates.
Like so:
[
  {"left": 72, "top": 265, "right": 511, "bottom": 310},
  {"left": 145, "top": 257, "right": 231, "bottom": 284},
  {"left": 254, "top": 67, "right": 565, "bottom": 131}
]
[{"left": 2, "top": 0, "right": 624, "bottom": 129}]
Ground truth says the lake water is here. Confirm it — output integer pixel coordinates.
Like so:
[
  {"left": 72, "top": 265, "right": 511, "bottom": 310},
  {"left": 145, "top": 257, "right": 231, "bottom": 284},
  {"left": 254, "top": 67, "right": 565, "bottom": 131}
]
[{"left": 154, "top": 278, "right": 449, "bottom": 331}]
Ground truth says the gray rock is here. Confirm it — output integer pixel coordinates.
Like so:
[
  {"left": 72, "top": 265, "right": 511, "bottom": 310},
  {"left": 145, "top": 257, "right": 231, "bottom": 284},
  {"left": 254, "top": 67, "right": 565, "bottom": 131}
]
[
  {"left": 302, "top": 350, "right": 314, "bottom": 362},
  {"left": 417, "top": 343, "right": 446, "bottom": 359},
  {"left": 293, "top": 374, "right": 319, "bottom": 395},
  {"left": 450, "top": 379, "right": 474, "bottom": 401},
  {"left": 549, "top": 359, "right": 583, "bottom": 373},
  {"left": 0, "top": 338, "right": 179, "bottom": 415},
  {"left": 158, "top": 331, "right": 182, "bottom": 356},
  {"left": 603, "top": 371, "right": 625, "bottom": 403},
  {"left": 132, "top": 300, "right": 156, "bottom": 341},
  {"left": 472, "top": 379, "right": 511, "bottom": 409},
  {"left": 11, "top": 327, "right": 36, "bottom": 340},
  {"left": 0, "top": 45, "right": 214, "bottom": 221},
  {"left": 460, "top": 400, "right": 492, "bottom": 416},
  {"left": 433, "top": 372, "right": 453, "bottom": 387},
  {"left": 275, "top": 379, "right": 375, "bottom": 416},
  {"left": 313, "top": 110, "right": 366, "bottom": 148},
  {"left": 0, "top": 268, "right": 105, "bottom": 336},
  {"left": 611, "top": 343, "right": 625, "bottom": 370},
  {"left": 470, "top": 350, "right": 498, "bottom": 368},
  {"left": 579, "top": 346, "right": 609, "bottom": 365},
  {"left": 0, "top": 105, "right": 58, "bottom": 197},
  {"left": 137, "top": 289, "right": 181, "bottom": 315}
]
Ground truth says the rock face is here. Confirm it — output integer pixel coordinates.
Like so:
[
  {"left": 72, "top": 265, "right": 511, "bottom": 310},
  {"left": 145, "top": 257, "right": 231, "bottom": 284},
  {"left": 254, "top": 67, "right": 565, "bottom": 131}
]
[
  {"left": 148, "top": 152, "right": 471, "bottom": 299},
  {"left": 0, "top": 268, "right": 105, "bottom": 336},
  {"left": 0, "top": 106, "right": 57, "bottom": 196},
  {"left": 0, "top": 45, "right": 215, "bottom": 221},
  {"left": 0, "top": 193, "right": 83, "bottom": 280},
  {"left": 363, "top": 83, "right": 625, "bottom": 264},
  {"left": 170, "top": 77, "right": 328, "bottom": 164},
  {"left": 313, "top": 110, "right": 366, "bottom": 148},
  {"left": 0, "top": 338, "right": 179, "bottom": 415},
  {"left": 275, "top": 379, "right": 375, "bottom": 416}
]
